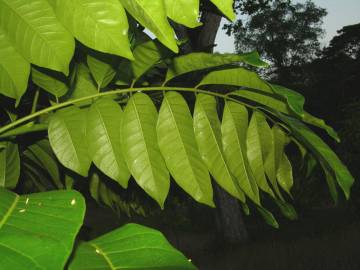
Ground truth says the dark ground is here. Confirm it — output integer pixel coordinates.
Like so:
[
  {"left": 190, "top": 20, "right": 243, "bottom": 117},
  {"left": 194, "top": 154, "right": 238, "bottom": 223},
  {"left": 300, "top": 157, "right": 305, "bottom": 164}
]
[{"left": 84, "top": 199, "right": 360, "bottom": 270}]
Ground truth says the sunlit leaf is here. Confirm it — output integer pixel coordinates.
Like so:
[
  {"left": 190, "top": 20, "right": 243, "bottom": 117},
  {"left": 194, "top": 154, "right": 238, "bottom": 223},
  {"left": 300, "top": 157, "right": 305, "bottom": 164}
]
[
  {"left": 0, "top": 0, "right": 74, "bottom": 74},
  {"left": 194, "top": 94, "right": 245, "bottom": 202},
  {"left": 119, "top": 0, "right": 178, "bottom": 53},
  {"left": 48, "top": 106, "right": 91, "bottom": 176},
  {"left": 0, "top": 29, "right": 30, "bottom": 103},
  {"left": 247, "top": 112, "right": 275, "bottom": 197},
  {"left": 210, "top": 0, "right": 235, "bottom": 21},
  {"left": 53, "top": 0, "right": 133, "bottom": 60},
  {"left": 164, "top": 0, "right": 201, "bottom": 28},
  {"left": 86, "top": 98, "right": 130, "bottom": 188},
  {"left": 166, "top": 52, "right": 268, "bottom": 82},
  {"left": 198, "top": 67, "right": 273, "bottom": 94},
  {"left": 157, "top": 92, "right": 214, "bottom": 206},
  {"left": 221, "top": 101, "right": 260, "bottom": 204},
  {"left": 122, "top": 93, "right": 170, "bottom": 207}
]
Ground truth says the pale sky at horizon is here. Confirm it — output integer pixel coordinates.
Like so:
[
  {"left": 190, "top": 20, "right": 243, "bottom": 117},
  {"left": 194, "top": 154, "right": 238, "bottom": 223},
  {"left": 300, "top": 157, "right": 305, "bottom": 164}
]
[{"left": 215, "top": 0, "right": 360, "bottom": 53}]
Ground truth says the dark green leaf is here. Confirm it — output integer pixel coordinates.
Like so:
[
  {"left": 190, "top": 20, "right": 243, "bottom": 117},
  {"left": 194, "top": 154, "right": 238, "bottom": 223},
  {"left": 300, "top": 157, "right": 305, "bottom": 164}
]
[
  {"left": 0, "top": 189, "right": 85, "bottom": 270},
  {"left": 0, "top": 142, "right": 20, "bottom": 189},
  {"left": 69, "top": 223, "right": 196, "bottom": 270}
]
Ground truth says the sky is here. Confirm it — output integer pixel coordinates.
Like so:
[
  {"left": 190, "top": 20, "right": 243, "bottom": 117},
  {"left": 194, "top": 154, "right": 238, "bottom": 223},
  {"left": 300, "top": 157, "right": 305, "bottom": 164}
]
[{"left": 215, "top": 0, "right": 360, "bottom": 53}]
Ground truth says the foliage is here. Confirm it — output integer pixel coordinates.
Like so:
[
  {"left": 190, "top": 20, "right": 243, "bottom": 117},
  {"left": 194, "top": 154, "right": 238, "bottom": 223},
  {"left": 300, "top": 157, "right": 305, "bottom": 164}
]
[
  {"left": 0, "top": 0, "right": 355, "bottom": 268},
  {"left": 225, "top": 0, "right": 327, "bottom": 77},
  {"left": 0, "top": 188, "right": 194, "bottom": 269}
]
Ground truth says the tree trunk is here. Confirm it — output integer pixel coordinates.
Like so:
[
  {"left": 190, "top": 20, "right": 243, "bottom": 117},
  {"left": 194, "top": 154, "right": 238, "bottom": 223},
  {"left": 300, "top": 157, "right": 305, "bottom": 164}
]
[
  {"left": 172, "top": 9, "right": 249, "bottom": 244},
  {"left": 213, "top": 183, "right": 248, "bottom": 244}
]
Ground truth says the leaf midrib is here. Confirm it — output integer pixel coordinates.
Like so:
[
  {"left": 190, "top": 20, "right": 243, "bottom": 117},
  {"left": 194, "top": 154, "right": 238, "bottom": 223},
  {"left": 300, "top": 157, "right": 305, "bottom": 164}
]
[
  {"left": 131, "top": 98, "right": 158, "bottom": 188},
  {"left": 164, "top": 96, "right": 199, "bottom": 187},
  {"left": 197, "top": 99, "right": 233, "bottom": 183},
  {"left": 127, "top": 0, "right": 175, "bottom": 50},
  {"left": 225, "top": 103, "right": 256, "bottom": 196},
  {"left": 0, "top": 194, "right": 19, "bottom": 229},
  {"left": 1, "top": 0, "right": 64, "bottom": 68}
]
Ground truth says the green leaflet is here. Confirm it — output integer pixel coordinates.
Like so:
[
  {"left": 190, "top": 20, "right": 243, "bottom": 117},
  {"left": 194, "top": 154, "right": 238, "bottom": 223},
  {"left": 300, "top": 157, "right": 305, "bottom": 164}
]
[
  {"left": 230, "top": 90, "right": 291, "bottom": 114},
  {"left": 275, "top": 200, "right": 298, "bottom": 221},
  {"left": 278, "top": 114, "right": 354, "bottom": 199},
  {"left": 31, "top": 67, "right": 69, "bottom": 98},
  {"left": 0, "top": 189, "right": 85, "bottom": 270},
  {"left": 53, "top": 0, "right": 133, "bottom": 60},
  {"left": 118, "top": 39, "right": 173, "bottom": 85},
  {"left": 164, "top": 0, "right": 201, "bottom": 28},
  {"left": 264, "top": 125, "right": 290, "bottom": 200},
  {"left": 246, "top": 112, "right": 275, "bottom": 197},
  {"left": 230, "top": 89, "right": 339, "bottom": 141},
  {"left": 254, "top": 118, "right": 284, "bottom": 200},
  {"left": 69, "top": 223, "right": 196, "bottom": 270},
  {"left": 256, "top": 206, "right": 279, "bottom": 229},
  {"left": 221, "top": 101, "right": 260, "bottom": 204},
  {"left": 0, "top": 0, "right": 74, "bottom": 74},
  {"left": 48, "top": 106, "right": 91, "bottom": 177},
  {"left": 166, "top": 51, "right": 268, "bottom": 82},
  {"left": 0, "top": 123, "right": 48, "bottom": 139},
  {"left": 303, "top": 112, "right": 340, "bottom": 142},
  {"left": 157, "top": 92, "right": 214, "bottom": 207},
  {"left": 276, "top": 153, "right": 293, "bottom": 196},
  {"left": 198, "top": 67, "right": 273, "bottom": 94},
  {"left": 86, "top": 98, "right": 130, "bottom": 188},
  {"left": 0, "top": 141, "right": 20, "bottom": 189},
  {"left": 119, "top": 0, "right": 178, "bottom": 53},
  {"left": 68, "top": 63, "right": 98, "bottom": 105},
  {"left": 87, "top": 52, "right": 118, "bottom": 89},
  {"left": 193, "top": 94, "right": 246, "bottom": 202},
  {"left": 122, "top": 93, "right": 170, "bottom": 207},
  {"left": 270, "top": 84, "right": 305, "bottom": 117},
  {"left": 0, "top": 28, "right": 30, "bottom": 103},
  {"left": 210, "top": 0, "right": 236, "bottom": 21},
  {"left": 26, "top": 140, "right": 63, "bottom": 189}
]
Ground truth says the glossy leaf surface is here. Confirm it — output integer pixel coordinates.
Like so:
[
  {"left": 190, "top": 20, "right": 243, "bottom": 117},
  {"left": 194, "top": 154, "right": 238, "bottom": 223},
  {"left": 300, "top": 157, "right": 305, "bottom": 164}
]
[
  {"left": 69, "top": 223, "right": 196, "bottom": 270},
  {"left": 119, "top": 0, "right": 178, "bottom": 53},
  {"left": 210, "top": 0, "right": 235, "bottom": 21},
  {"left": 122, "top": 93, "right": 170, "bottom": 207},
  {"left": 221, "top": 101, "right": 260, "bottom": 204},
  {"left": 247, "top": 112, "right": 275, "bottom": 197},
  {"left": 194, "top": 94, "right": 245, "bottom": 202},
  {"left": 166, "top": 52, "right": 267, "bottom": 82},
  {"left": 0, "top": 0, "right": 74, "bottom": 74},
  {"left": 53, "top": 0, "right": 133, "bottom": 60},
  {"left": 86, "top": 98, "right": 130, "bottom": 187},
  {"left": 157, "top": 92, "right": 214, "bottom": 206},
  {"left": 0, "top": 29, "right": 30, "bottom": 102},
  {"left": 165, "top": 0, "right": 201, "bottom": 28},
  {"left": 0, "top": 189, "right": 85, "bottom": 270},
  {"left": 48, "top": 106, "right": 91, "bottom": 176},
  {"left": 199, "top": 68, "right": 273, "bottom": 94}
]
